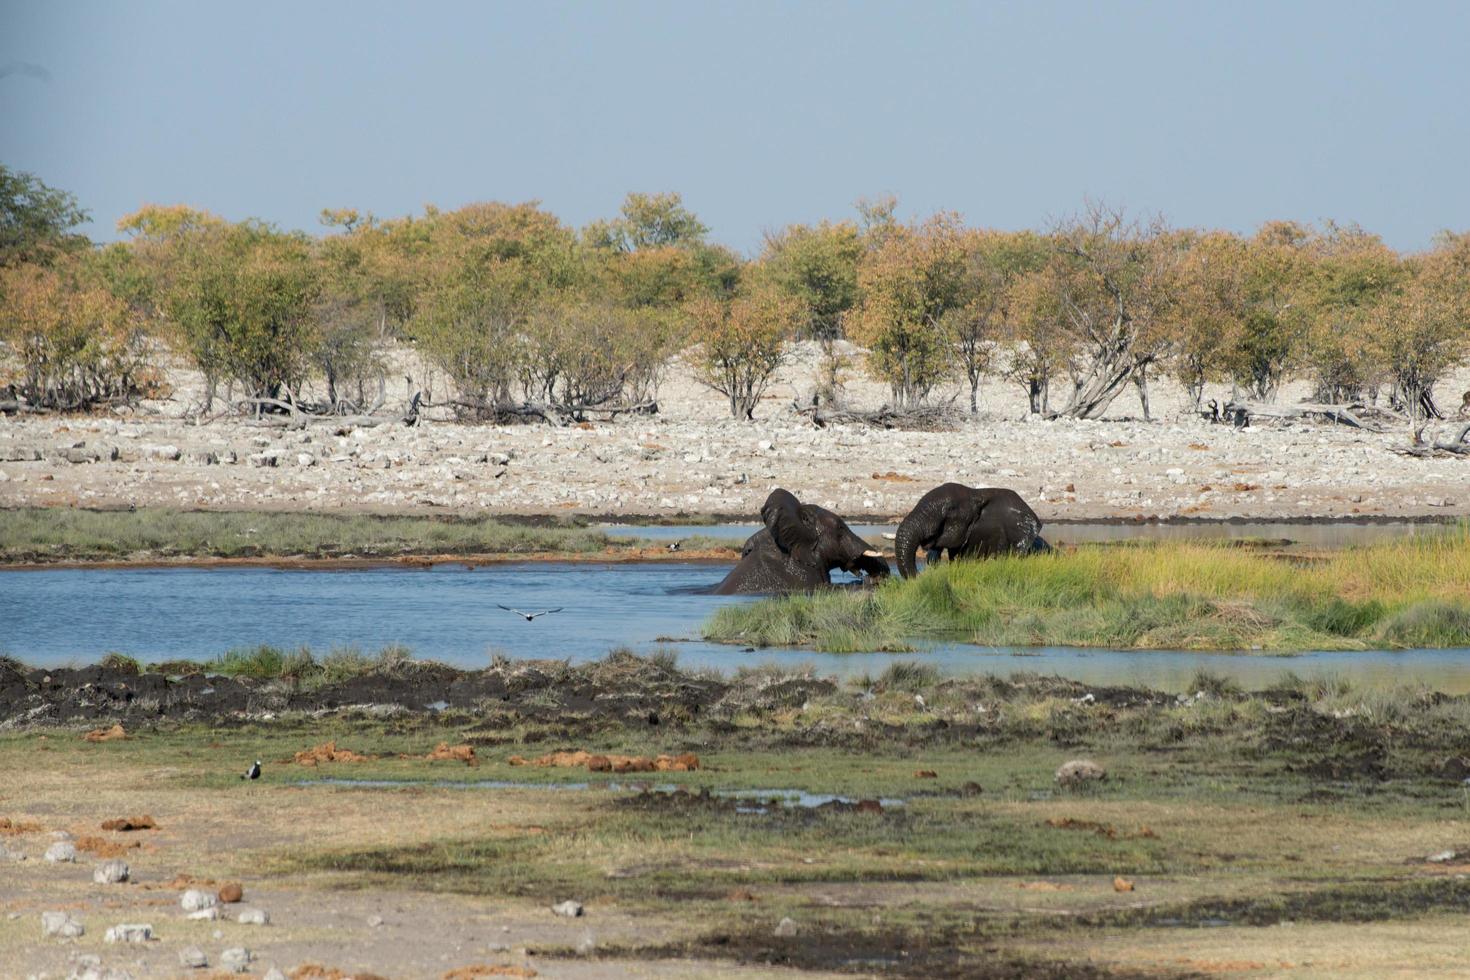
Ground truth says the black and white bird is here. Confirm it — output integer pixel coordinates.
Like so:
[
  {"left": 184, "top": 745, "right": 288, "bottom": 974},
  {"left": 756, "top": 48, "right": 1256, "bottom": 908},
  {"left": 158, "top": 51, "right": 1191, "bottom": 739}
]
[
  {"left": 241, "top": 759, "right": 261, "bottom": 781},
  {"left": 667, "top": 539, "right": 683, "bottom": 552},
  {"left": 497, "top": 604, "right": 563, "bottom": 621}
]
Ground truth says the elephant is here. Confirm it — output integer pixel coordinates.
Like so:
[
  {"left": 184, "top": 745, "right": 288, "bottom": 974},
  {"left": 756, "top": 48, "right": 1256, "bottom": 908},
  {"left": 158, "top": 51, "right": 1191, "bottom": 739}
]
[
  {"left": 712, "top": 488, "right": 891, "bottom": 594},
  {"left": 894, "top": 483, "right": 1048, "bottom": 579}
]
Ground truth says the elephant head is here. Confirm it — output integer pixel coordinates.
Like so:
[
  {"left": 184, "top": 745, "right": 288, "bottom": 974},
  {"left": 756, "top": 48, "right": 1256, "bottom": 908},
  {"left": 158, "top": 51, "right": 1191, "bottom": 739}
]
[
  {"left": 894, "top": 483, "right": 1046, "bottom": 579},
  {"left": 712, "top": 488, "right": 890, "bottom": 594}
]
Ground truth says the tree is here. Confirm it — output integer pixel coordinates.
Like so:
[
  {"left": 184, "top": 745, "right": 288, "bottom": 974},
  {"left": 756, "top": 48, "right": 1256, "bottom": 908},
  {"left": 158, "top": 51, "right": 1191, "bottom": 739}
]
[
  {"left": 688, "top": 282, "right": 799, "bottom": 419},
  {"left": 946, "top": 230, "right": 1047, "bottom": 414},
  {"left": 1002, "top": 263, "right": 1069, "bottom": 414},
  {"left": 1169, "top": 231, "right": 1246, "bottom": 410},
  {"left": 1367, "top": 234, "right": 1470, "bottom": 437},
  {"left": 760, "top": 220, "right": 864, "bottom": 404},
  {"left": 586, "top": 192, "right": 708, "bottom": 252},
  {"left": 1045, "top": 205, "right": 1180, "bottom": 419},
  {"left": 0, "top": 254, "right": 153, "bottom": 408},
  {"left": 1300, "top": 223, "right": 1402, "bottom": 404},
  {"left": 849, "top": 213, "right": 971, "bottom": 409},
  {"left": 0, "top": 165, "right": 90, "bottom": 267}
]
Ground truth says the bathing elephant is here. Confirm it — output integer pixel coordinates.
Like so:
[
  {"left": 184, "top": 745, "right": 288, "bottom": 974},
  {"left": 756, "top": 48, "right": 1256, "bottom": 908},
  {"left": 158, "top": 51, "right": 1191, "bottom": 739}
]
[
  {"left": 712, "top": 489, "right": 890, "bottom": 594},
  {"left": 894, "top": 483, "right": 1048, "bottom": 578}
]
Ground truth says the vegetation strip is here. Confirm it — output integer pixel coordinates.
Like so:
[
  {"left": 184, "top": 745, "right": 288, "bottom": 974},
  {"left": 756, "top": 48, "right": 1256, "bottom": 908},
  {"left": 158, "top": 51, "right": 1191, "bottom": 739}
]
[
  {"left": 705, "top": 528, "right": 1470, "bottom": 652},
  {"left": 0, "top": 507, "right": 640, "bottom": 564}
]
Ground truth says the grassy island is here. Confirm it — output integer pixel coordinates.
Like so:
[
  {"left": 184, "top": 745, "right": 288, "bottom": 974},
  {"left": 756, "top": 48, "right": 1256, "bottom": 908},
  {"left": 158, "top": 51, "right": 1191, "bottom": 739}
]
[{"left": 705, "top": 527, "right": 1470, "bottom": 652}]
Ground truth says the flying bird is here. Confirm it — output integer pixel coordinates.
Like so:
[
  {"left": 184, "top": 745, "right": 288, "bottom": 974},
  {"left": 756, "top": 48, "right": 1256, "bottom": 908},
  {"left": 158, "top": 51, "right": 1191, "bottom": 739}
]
[
  {"left": 497, "top": 604, "right": 564, "bottom": 621},
  {"left": 241, "top": 760, "right": 261, "bottom": 780}
]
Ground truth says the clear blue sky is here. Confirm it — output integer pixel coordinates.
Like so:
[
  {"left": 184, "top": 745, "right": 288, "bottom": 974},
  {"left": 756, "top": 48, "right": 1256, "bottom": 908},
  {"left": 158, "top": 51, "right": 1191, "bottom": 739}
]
[{"left": 3, "top": 0, "right": 1467, "bottom": 254}]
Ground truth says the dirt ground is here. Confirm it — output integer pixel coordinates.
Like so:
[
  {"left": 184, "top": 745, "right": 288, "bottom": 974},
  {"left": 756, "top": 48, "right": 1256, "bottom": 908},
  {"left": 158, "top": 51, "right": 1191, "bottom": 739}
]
[
  {"left": 2, "top": 344, "right": 1467, "bottom": 521},
  {"left": 5, "top": 654, "right": 1470, "bottom": 979}
]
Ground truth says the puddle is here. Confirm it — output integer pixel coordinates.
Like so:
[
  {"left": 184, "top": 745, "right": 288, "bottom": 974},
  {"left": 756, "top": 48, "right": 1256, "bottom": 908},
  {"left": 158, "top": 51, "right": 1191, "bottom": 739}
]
[{"left": 299, "top": 777, "right": 904, "bottom": 809}]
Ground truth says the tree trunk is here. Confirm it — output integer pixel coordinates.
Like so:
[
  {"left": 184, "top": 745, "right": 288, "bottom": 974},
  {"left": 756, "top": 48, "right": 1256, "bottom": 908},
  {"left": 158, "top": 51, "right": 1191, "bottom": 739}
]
[{"left": 1133, "top": 365, "right": 1152, "bottom": 422}]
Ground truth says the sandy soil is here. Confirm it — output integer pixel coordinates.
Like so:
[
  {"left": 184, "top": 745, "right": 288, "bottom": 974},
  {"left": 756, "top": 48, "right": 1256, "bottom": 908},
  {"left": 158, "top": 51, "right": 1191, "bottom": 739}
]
[{"left": 2, "top": 344, "right": 1467, "bottom": 521}]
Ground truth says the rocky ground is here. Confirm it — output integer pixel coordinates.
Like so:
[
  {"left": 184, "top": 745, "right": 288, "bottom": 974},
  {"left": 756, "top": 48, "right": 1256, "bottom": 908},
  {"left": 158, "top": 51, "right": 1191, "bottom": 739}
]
[{"left": 2, "top": 345, "right": 1467, "bottom": 521}]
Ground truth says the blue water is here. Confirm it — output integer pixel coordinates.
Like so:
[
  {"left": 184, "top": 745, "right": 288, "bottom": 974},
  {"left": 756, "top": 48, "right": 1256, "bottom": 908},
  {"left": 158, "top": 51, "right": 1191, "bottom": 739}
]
[{"left": 4, "top": 560, "right": 1469, "bottom": 692}]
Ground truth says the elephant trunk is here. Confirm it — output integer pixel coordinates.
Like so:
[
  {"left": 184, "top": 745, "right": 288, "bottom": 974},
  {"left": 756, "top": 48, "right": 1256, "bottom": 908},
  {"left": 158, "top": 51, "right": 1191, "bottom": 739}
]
[{"left": 894, "top": 515, "right": 923, "bottom": 579}]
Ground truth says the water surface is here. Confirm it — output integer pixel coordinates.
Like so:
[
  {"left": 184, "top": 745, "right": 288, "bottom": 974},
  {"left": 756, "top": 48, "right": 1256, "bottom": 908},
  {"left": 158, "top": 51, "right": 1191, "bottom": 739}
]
[{"left": 4, "top": 560, "right": 1469, "bottom": 692}]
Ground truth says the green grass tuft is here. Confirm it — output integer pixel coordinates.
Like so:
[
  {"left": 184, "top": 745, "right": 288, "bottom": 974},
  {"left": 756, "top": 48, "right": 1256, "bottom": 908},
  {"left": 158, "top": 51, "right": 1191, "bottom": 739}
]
[{"left": 705, "top": 526, "right": 1470, "bottom": 653}]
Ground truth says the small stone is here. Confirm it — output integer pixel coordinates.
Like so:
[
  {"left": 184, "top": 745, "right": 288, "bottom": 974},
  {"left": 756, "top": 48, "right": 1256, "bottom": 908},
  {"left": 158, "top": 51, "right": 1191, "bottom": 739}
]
[
  {"left": 366, "top": 914, "right": 384, "bottom": 927},
  {"left": 236, "top": 907, "right": 270, "bottom": 925},
  {"left": 186, "top": 907, "right": 221, "bottom": 921},
  {"left": 1055, "top": 759, "right": 1107, "bottom": 788},
  {"left": 178, "top": 946, "right": 208, "bottom": 968},
  {"left": 93, "top": 859, "right": 130, "bottom": 883},
  {"left": 552, "top": 900, "right": 584, "bottom": 918},
  {"left": 296, "top": 452, "right": 316, "bottom": 467},
  {"left": 72, "top": 967, "right": 134, "bottom": 980},
  {"left": 264, "top": 970, "right": 288, "bottom": 980},
  {"left": 219, "top": 947, "right": 252, "bottom": 973},
  {"left": 146, "top": 444, "right": 182, "bottom": 461},
  {"left": 576, "top": 931, "right": 597, "bottom": 955},
  {"left": 1427, "top": 849, "right": 1457, "bottom": 863},
  {"left": 774, "top": 916, "right": 798, "bottom": 937},
  {"left": 45, "top": 841, "right": 78, "bottom": 862},
  {"left": 1113, "top": 876, "right": 1135, "bottom": 892},
  {"left": 42, "top": 910, "right": 85, "bottom": 938},
  {"left": 181, "top": 888, "right": 218, "bottom": 911},
  {"left": 103, "top": 922, "right": 152, "bottom": 943},
  {"left": 217, "top": 882, "right": 243, "bottom": 903}
]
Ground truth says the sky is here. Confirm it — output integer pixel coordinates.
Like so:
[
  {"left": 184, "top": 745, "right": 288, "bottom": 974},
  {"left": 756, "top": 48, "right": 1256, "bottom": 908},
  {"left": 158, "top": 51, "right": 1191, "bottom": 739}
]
[{"left": 3, "top": 0, "right": 1468, "bottom": 254}]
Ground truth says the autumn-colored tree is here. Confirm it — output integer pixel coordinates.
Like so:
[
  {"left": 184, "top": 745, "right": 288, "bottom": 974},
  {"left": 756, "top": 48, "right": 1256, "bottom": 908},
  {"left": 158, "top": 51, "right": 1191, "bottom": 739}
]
[
  {"left": 1002, "top": 262, "right": 1070, "bottom": 413},
  {"left": 1169, "top": 231, "right": 1246, "bottom": 409},
  {"left": 0, "top": 254, "right": 154, "bottom": 408},
  {"left": 688, "top": 282, "right": 800, "bottom": 419},
  {"left": 1045, "top": 205, "right": 1180, "bottom": 419},
  {"left": 1300, "top": 223, "right": 1403, "bottom": 403},
  {"left": 523, "top": 302, "right": 671, "bottom": 410},
  {"left": 850, "top": 213, "right": 971, "bottom": 409},
  {"left": 1366, "top": 233, "right": 1470, "bottom": 435},
  {"left": 121, "top": 210, "right": 320, "bottom": 407},
  {"left": 945, "top": 230, "right": 1047, "bottom": 414}
]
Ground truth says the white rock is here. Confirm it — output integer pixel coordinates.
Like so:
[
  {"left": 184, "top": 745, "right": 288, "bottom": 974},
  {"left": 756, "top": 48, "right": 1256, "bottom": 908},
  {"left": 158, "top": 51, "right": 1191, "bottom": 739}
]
[
  {"left": 180, "top": 888, "right": 218, "bottom": 912},
  {"left": 103, "top": 922, "right": 152, "bottom": 943},
  {"left": 42, "top": 910, "right": 85, "bottom": 938},
  {"left": 178, "top": 946, "right": 208, "bottom": 968},
  {"left": 93, "top": 859, "right": 129, "bottom": 883},
  {"left": 1055, "top": 758, "right": 1107, "bottom": 787},
  {"left": 264, "top": 970, "right": 288, "bottom": 980},
  {"left": 366, "top": 914, "right": 384, "bottom": 927},
  {"left": 1427, "top": 849, "right": 1457, "bottom": 863},
  {"left": 552, "top": 899, "right": 584, "bottom": 918},
  {"left": 296, "top": 453, "right": 316, "bottom": 467},
  {"left": 186, "top": 906, "right": 222, "bottom": 921},
  {"left": 44, "top": 841, "right": 78, "bottom": 862},
  {"left": 236, "top": 907, "right": 270, "bottom": 925},
  {"left": 774, "top": 916, "right": 798, "bottom": 937},
  {"left": 219, "top": 947, "right": 252, "bottom": 973}
]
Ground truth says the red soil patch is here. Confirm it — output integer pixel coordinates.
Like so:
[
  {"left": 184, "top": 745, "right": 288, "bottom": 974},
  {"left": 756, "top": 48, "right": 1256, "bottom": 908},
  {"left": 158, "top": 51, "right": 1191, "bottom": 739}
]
[
  {"left": 76, "top": 835, "right": 140, "bottom": 858},
  {"left": 0, "top": 817, "right": 43, "bottom": 836},
  {"left": 100, "top": 815, "right": 156, "bottom": 831},
  {"left": 83, "top": 723, "right": 129, "bottom": 742},
  {"left": 287, "top": 741, "right": 378, "bottom": 765},
  {"left": 870, "top": 471, "right": 917, "bottom": 482},
  {"left": 414, "top": 742, "right": 479, "bottom": 767},
  {"left": 508, "top": 750, "right": 699, "bottom": 773},
  {"left": 443, "top": 968, "right": 539, "bottom": 979},
  {"left": 290, "top": 968, "right": 393, "bottom": 980}
]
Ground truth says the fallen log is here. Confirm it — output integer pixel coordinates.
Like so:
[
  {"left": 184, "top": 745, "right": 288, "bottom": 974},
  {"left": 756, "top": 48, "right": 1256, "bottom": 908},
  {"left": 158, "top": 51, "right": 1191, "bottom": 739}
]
[
  {"left": 1395, "top": 422, "right": 1470, "bottom": 458},
  {"left": 1224, "top": 400, "right": 1385, "bottom": 432}
]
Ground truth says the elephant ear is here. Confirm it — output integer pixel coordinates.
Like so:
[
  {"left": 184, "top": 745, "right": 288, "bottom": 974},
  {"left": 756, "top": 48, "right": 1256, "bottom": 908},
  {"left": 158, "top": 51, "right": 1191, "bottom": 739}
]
[{"left": 760, "top": 489, "right": 819, "bottom": 562}]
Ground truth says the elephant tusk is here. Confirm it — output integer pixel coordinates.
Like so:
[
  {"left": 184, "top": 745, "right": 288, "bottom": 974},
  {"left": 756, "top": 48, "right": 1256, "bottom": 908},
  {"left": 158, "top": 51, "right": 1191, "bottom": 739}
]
[{"left": 862, "top": 549, "right": 884, "bottom": 558}]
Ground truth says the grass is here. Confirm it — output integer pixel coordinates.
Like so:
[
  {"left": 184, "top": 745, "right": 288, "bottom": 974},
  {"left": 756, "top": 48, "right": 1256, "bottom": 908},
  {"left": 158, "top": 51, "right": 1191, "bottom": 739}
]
[
  {"left": 705, "top": 525, "right": 1470, "bottom": 653},
  {"left": 0, "top": 507, "right": 635, "bottom": 562},
  {"left": 146, "top": 643, "right": 428, "bottom": 690}
]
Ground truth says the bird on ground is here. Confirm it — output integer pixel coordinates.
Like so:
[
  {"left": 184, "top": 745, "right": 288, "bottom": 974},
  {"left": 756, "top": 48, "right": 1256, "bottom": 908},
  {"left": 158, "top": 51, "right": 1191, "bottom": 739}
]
[
  {"left": 241, "top": 760, "right": 261, "bottom": 780},
  {"left": 668, "top": 540, "right": 683, "bottom": 552},
  {"left": 497, "top": 604, "right": 564, "bottom": 621}
]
